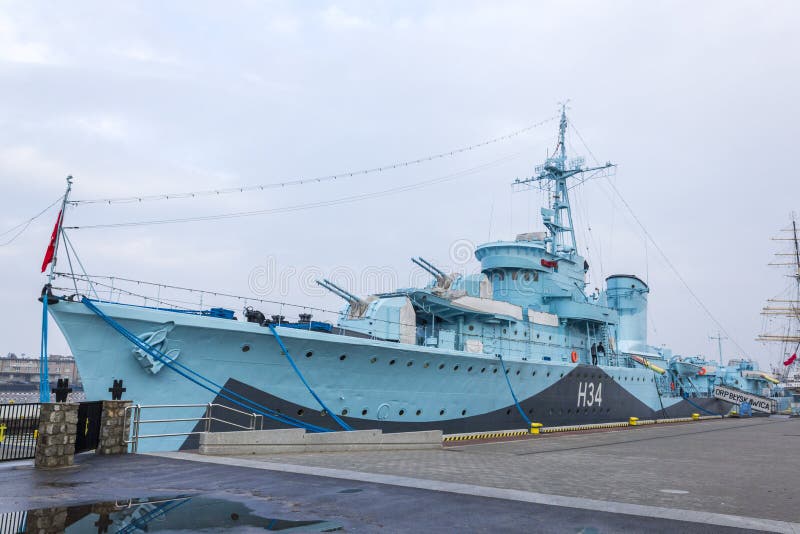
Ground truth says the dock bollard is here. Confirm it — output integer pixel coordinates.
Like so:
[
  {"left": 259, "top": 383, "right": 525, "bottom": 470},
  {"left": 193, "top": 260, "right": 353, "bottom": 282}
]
[
  {"left": 629, "top": 417, "right": 639, "bottom": 426},
  {"left": 692, "top": 413, "right": 700, "bottom": 420},
  {"left": 530, "top": 422, "right": 543, "bottom": 435}
]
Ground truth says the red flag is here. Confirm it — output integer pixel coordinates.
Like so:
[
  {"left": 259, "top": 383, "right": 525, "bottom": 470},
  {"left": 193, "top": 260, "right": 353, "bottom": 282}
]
[
  {"left": 784, "top": 353, "right": 797, "bottom": 366},
  {"left": 541, "top": 259, "right": 559, "bottom": 269},
  {"left": 40, "top": 210, "right": 62, "bottom": 273}
]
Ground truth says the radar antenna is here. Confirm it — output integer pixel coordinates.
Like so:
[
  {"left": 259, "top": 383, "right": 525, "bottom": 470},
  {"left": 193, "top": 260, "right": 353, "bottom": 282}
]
[{"left": 513, "top": 103, "right": 614, "bottom": 257}]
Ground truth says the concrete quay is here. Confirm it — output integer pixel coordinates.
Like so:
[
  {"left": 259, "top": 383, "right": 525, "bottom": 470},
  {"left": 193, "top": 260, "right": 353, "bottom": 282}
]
[{"left": 0, "top": 416, "right": 797, "bottom": 532}]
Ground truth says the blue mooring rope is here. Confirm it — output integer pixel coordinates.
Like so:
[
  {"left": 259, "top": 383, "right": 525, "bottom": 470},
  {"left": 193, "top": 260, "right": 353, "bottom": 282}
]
[
  {"left": 682, "top": 392, "right": 721, "bottom": 416},
  {"left": 39, "top": 294, "right": 50, "bottom": 403},
  {"left": 81, "top": 298, "right": 331, "bottom": 433},
  {"left": 497, "top": 354, "right": 531, "bottom": 427},
  {"left": 267, "top": 324, "right": 352, "bottom": 431}
]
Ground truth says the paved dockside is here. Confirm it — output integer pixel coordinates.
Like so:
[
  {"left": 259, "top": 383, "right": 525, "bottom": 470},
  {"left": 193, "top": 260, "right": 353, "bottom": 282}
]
[{"left": 0, "top": 416, "right": 796, "bottom": 532}]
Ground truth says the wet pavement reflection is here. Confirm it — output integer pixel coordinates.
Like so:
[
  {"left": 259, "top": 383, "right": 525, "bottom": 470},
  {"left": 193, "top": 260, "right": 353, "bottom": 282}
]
[{"left": 0, "top": 495, "right": 343, "bottom": 533}]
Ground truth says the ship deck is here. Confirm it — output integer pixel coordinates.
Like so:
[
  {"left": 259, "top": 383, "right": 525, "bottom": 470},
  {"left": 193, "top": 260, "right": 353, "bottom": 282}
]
[{"left": 1, "top": 416, "right": 797, "bottom": 532}]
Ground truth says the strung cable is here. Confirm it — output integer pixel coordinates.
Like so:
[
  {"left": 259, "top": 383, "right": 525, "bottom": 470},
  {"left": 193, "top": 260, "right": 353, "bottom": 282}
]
[
  {"left": 0, "top": 195, "right": 64, "bottom": 246},
  {"left": 66, "top": 152, "right": 525, "bottom": 230},
  {"left": 570, "top": 119, "right": 750, "bottom": 359},
  {"left": 70, "top": 116, "right": 556, "bottom": 205}
]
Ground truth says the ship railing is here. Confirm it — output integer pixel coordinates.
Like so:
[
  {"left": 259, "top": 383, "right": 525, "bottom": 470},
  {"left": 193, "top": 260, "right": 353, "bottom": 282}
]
[{"left": 125, "top": 403, "right": 263, "bottom": 453}]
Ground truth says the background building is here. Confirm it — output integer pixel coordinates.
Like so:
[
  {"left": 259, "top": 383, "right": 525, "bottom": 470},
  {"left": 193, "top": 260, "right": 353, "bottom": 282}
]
[{"left": 0, "top": 353, "right": 82, "bottom": 390}]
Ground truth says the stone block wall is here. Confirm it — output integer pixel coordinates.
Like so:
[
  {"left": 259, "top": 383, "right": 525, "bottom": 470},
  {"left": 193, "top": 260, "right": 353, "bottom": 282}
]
[
  {"left": 97, "top": 400, "right": 132, "bottom": 455},
  {"left": 24, "top": 506, "right": 68, "bottom": 534},
  {"left": 34, "top": 403, "right": 78, "bottom": 469}
]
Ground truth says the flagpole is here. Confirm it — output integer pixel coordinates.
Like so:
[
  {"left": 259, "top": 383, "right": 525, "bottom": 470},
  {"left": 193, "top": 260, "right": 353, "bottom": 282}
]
[{"left": 39, "top": 175, "right": 73, "bottom": 403}]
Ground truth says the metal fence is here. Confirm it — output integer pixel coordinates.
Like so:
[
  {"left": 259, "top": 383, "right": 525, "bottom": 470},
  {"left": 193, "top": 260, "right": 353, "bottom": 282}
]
[
  {"left": 0, "top": 403, "right": 40, "bottom": 462},
  {"left": 0, "top": 510, "right": 26, "bottom": 532},
  {"left": 126, "top": 403, "right": 263, "bottom": 453}
]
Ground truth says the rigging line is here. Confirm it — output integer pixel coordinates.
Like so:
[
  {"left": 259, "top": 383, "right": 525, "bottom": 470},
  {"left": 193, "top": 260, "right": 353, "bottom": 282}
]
[
  {"left": 61, "top": 232, "right": 99, "bottom": 299},
  {"left": 66, "top": 152, "right": 525, "bottom": 230},
  {"left": 71, "top": 116, "right": 558, "bottom": 205},
  {"left": 0, "top": 195, "right": 64, "bottom": 245},
  {"left": 570, "top": 120, "right": 750, "bottom": 358}
]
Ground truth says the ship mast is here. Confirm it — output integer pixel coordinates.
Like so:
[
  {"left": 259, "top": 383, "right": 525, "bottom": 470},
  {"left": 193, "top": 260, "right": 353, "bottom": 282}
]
[
  {"left": 758, "top": 214, "right": 800, "bottom": 377},
  {"left": 514, "top": 104, "right": 614, "bottom": 258}
]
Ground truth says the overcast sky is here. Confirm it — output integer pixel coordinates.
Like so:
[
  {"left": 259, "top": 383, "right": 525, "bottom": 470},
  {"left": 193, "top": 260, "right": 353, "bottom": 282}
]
[{"left": 1, "top": 1, "right": 798, "bottom": 369}]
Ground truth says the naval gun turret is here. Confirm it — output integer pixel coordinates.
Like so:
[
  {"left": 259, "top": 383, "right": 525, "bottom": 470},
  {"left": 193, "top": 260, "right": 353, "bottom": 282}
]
[
  {"left": 316, "top": 279, "right": 369, "bottom": 317},
  {"left": 412, "top": 256, "right": 456, "bottom": 293}
]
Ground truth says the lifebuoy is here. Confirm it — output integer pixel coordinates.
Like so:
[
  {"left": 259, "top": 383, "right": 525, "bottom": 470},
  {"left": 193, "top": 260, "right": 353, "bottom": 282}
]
[
  {"left": 571, "top": 351, "right": 578, "bottom": 363},
  {"left": 698, "top": 367, "right": 707, "bottom": 376},
  {"left": 670, "top": 381, "right": 675, "bottom": 391}
]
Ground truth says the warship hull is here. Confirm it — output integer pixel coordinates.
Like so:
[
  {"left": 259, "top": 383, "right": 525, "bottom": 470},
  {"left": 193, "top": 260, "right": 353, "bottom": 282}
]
[{"left": 50, "top": 299, "right": 726, "bottom": 451}]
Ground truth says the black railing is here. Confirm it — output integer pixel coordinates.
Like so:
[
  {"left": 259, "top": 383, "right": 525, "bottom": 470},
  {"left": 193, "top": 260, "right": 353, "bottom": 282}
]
[{"left": 0, "top": 403, "right": 40, "bottom": 461}]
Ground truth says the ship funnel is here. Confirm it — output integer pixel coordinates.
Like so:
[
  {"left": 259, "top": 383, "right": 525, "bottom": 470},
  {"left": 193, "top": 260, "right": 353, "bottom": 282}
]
[{"left": 606, "top": 275, "right": 649, "bottom": 349}]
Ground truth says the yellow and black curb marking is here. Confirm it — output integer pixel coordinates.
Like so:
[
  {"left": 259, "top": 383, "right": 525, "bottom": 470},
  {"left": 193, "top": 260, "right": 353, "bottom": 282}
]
[
  {"left": 442, "top": 414, "right": 723, "bottom": 442},
  {"left": 443, "top": 430, "right": 529, "bottom": 442}
]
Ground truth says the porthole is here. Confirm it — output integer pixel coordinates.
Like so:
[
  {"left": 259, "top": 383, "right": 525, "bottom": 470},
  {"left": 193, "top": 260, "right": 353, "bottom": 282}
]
[
  {"left": 493, "top": 368, "right": 498, "bottom": 374},
  {"left": 468, "top": 325, "right": 475, "bottom": 331},
  {"left": 560, "top": 373, "right": 564, "bottom": 378},
  {"left": 389, "top": 359, "right": 396, "bottom": 366},
  {"left": 241, "top": 344, "right": 251, "bottom": 353},
  {"left": 370, "top": 357, "right": 377, "bottom": 363},
  {"left": 515, "top": 370, "right": 520, "bottom": 375},
  {"left": 546, "top": 372, "right": 551, "bottom": 377},
  {"left": 505, "top": 368, "right": 510, "bottom": 374},
  {"left": 407, "top": 361, "right": 413, "bottom": 367},
  {"left": 297, "top": 409, "right": 304, "bottom": 416},
  {"left": 467, "top": 366, "right": 473, "bottom": 372},
  {"left": 514, "top": 330, "right": 518, "bottom": 335},
  {"left": 481, "top": 367, "right": 486, "bottom": 373},
  {"left": 305, "top": 351, "right": 313, "bottom": 358},
  {"left": 567, "top": 409, "right": 572, "bottom": 414},
  {"left": 461, "top": 409, "right": 467, "bottom": 416},
  {"left": 536, "top": 333, "right": 540, "bottom": 339},
  {"left": 362, "top": 409, "right": 368, "bottom": 416},
  {"left": 416, "top": 409, "right": 422, "bottom": 416},
  {"left": 506, "top": 409, "right": 512, "bottom": 415},
  {"left": 503, "top": 328, "right": 507, "bottom": 334},
  {"left": 339, "top": 354, "right": 347, "bottom": 361},
  {"left": 454, "top": 365, "right": 460, "bottom": 371},
  {"left": 532, "top": 370, "right": 537, "bottom": 376},
  {"left": 438, "top": 363, "right": 445, "bottom": 370},
  {"left": 342, "top": 409, "right": 349, "bottom": 416},
  {"left": 548, "top": 335, "right": 552, "bottom": 340},
  {"left": 423, "top": 362, "right": 430, "bottom": 368},
  {"left": 440, "top": 409, "right": 446, "bottom": 416},
  {"left": 399, "top": 409, "right": 405, "bottom": 416}
]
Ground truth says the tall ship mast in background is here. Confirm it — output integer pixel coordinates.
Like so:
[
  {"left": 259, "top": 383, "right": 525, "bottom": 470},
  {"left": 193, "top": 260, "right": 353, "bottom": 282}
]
[{"left": 760, "top": 215, "right": 800, "bottom": 414}]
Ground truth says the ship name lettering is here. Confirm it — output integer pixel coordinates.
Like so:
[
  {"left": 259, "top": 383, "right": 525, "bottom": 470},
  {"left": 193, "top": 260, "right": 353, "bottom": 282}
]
[{"left": 577, "top": 381, "right": 603, "bottom": 408}]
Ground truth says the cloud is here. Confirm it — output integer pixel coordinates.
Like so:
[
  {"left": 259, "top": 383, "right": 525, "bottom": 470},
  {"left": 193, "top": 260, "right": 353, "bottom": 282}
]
[
  {"left": 0, "top": 13, "right": 55, "bottom": 65},
  {"left": 111, "top": 44, "right": 180, "bottom": 66},
  {"left": 0, "top": 146, "right": 66, "bottom": 185},
  {"left": 320, "top": 6, "right": 373, "bottom": 30}
]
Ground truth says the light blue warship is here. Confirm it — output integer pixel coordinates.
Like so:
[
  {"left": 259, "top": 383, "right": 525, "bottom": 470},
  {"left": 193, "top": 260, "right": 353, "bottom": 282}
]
[{"left": 46, "top": 108, "right": 778, "bottom": 450}]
